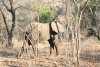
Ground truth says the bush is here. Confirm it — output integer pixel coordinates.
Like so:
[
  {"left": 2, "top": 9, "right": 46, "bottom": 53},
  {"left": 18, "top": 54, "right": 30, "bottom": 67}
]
[
  {"left": 87, "top": 28, "right": 97, "bottom": 37},
  {"left": 35, "top": 3, "right": 54, "bottom": 23}
]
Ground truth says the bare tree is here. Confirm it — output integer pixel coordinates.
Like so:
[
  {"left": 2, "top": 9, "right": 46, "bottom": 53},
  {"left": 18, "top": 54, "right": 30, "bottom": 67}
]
[
  {"left": 73, "top": 0, "right": 89, "bottom": 66},
  {"left": 65, "top": 0, "right": 89, "bottom": 66},
  {"left": 0, "top": 0, "right": 21, "bottom": 48}
]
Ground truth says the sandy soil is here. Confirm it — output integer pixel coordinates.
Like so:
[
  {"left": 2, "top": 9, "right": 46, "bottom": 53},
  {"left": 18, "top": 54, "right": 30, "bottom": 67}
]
[{"left": 0, "top": 37, "right": 100, "bottom": 67}]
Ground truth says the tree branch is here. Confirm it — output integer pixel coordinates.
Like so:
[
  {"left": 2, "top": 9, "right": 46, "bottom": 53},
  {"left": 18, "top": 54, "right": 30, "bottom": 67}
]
[
  {"left": 74, "top": 0, "right": 77, "bottom": 5},
  {"left": 9, "top": 0, "right": 13, "bottom": 11},
  {"left": 0, "top": 9, "right": 9, "bottom": 34},
  {"left": 14, "top": 6, "right": 22, "bottom": 11},
  {"left": 21, "top": 6, "right": 35, "bottom": 11},
  {"left": 88, "top": 3, "right": 93, "bottom": 16},
  {"left": 2, "top": 0, "right": 11, "bottom": 12},
  {"left": 78, "top": 0, "right": 89, "bottom": 27}
]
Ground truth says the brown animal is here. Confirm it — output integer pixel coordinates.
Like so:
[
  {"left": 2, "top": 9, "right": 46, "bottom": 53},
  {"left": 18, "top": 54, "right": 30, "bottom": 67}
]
[{"left": 16, "top": 15, "right": 66, "bottom": 57}]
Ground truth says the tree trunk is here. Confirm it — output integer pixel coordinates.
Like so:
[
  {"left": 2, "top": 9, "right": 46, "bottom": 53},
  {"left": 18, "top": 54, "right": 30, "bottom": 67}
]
[
  {"left": 0, "top": 0, "right": 18, "bottom": 48},
  {"left": 7, "top": 34, "right": 13, "bottom": 48}
]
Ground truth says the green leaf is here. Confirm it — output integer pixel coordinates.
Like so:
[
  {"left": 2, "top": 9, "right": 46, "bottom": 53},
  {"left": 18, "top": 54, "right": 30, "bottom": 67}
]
[
  {"left": 36, "top": 2, "right": 39, "bottom": 6},
  {"left": 89, "top": 18, "right": 92, "bottom": 21},
  {"left": 59, "top": 1, "right": 61, "bottom": 2},
  {"left": 93, "top": 4, "right": 96, "bottom": 6},
  {"left": 35, "top": 4, "right": 54, "bottom": 23},
  {"left": 96, "top": 0, "right": 97, "bottom": 2},
  {"left": 12, "top": 1, "right": 13, "bottom": 3},
  {"left": 88, "top": 0, "right": 91, "bottom": 4},
  {"left": 42, "top": 2, "right": 46, "bottom": 4},
  {"left": 88, "top": 22, "right": 90, "bottom": 24}
]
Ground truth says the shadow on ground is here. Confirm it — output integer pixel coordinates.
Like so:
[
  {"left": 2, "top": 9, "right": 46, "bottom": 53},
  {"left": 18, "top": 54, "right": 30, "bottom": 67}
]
[
  {"left": 80, "top": 50, "right": 100, "bottom": 63},
  {"left": 3, "top": 60, "right": 24, "bottom": 67},
  {"left": 0, "top": 51, "right": 15, "bottom": 58}
]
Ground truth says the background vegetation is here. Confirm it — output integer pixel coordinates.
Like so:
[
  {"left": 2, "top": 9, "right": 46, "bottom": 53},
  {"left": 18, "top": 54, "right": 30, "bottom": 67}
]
[
  {"left": 0, "top": 0, "right": 100, "bottom": 67},
  {"left": 35, "top": 3, "right": 54, "bottom": 23}
]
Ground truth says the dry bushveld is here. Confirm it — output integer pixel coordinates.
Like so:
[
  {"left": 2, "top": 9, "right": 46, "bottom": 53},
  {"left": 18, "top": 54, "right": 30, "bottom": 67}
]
[
  {"left": 0, "top": 0, "right": 100, "bottom": 67},
  {"left": 0, "top": 37, "right": 100, "bottom": 67}
]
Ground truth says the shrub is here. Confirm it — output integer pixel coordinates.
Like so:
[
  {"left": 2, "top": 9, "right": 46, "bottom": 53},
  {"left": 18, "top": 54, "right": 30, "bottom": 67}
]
[{"left": 35, "top": 3, "right": 54, "bottom": 23}]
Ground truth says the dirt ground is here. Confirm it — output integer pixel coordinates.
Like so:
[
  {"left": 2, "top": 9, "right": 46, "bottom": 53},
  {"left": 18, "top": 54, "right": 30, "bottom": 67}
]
[{"left": 0, "top": 37, "right": 100, "bottom": 67}]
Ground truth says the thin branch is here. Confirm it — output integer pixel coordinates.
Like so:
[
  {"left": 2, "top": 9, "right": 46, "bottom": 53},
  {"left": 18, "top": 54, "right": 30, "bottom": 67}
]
[
  {"left": 15, "top": 24, "right": 24, "bottom": 32},
  {"left": 88, "top": 3, "right": 93, "bottom": 16},
  {"left": 78, "top": 0, "right": 89, "bottom": 27},
  {"left": 82, "top": 0, "right": 88, "bottom": 5},
  {"left": 21, "top": 6, "right": 35, "bottom": 11},
  {"left": 2, "top": 0, "right": 11, "bottom": 12},
  {"left": 9, "top": 0, "right": 12, "bottom": 5},
  {"left": 14, "top": 6, "right": 22, "bottom": 11},
  {"left": 0, "top": 9, "right": 9, "bottom": 34},
  {"left": 74, "top": 0, "right": 77, "bottom": 5},
  {"left": 15, "top": 24, "right": 34, "bottom": 47},
  {"left": 9, "top": 0, "right": 13, "bottom": 11}
]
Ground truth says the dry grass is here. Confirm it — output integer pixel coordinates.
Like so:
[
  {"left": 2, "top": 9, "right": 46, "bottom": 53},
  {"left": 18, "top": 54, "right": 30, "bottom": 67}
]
[{"left": 0, "top": 37, "right": 100, "bottom": 67}]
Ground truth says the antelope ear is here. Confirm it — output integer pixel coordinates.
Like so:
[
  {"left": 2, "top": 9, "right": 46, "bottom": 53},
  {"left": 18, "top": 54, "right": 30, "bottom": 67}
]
[{"left": 51, "top": 21, "right": 58, "bottom": 33}]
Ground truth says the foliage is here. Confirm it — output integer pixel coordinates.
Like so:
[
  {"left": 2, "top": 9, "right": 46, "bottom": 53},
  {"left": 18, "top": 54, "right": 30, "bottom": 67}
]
[
  {"left": 88, "top": 0, "right": 100, "bottom": 26},
  {"left": 35, "top": 2, "right": 54, "bottom": 23}
]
